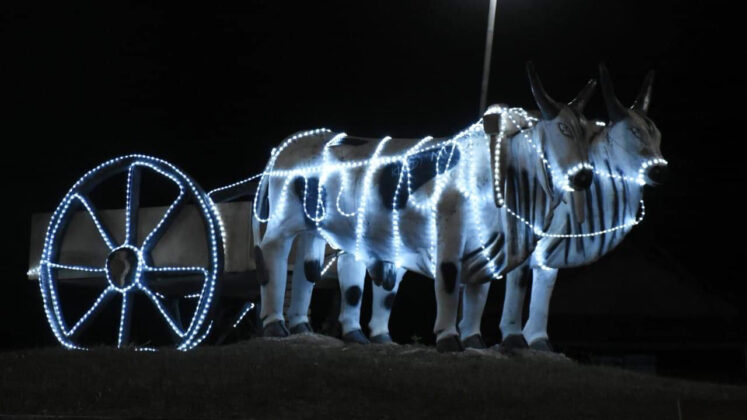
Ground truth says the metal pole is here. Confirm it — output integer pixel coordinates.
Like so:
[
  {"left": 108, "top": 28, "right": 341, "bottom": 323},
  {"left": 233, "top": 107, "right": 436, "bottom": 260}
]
[{"left": 479, "top": 0, "right": 498, "bottom": 115}]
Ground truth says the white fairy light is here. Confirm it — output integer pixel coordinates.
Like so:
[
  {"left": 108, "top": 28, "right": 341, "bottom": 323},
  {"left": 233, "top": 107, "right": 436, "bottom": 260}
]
[
  {"left": 233, "top": 302, "right": 256, "bottom": 328},
  {"left": 354, "top": 136, "right": 392, "bottom": 261},
  {"left": 320, "top": 254, "right": 338, "bottom": 277},
  {"left": 637, "top": 158, "right": 668, "bottom": 185},
  {"left": 39, "top": 114, "right": 659, "bottom": 352},
  {"left": 39, "top": 155, "right": 221, "bottom": 351}
]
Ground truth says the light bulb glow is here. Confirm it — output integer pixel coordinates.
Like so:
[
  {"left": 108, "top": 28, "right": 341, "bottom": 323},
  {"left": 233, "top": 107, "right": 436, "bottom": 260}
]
[{"left": 39, "top": 155, "right": 223, "bottom": 351}]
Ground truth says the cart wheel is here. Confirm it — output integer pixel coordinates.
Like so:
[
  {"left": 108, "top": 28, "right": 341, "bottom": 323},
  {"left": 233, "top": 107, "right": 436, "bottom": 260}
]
[{"left": 39, "top": 155, "right": 224, "bottom": 351}]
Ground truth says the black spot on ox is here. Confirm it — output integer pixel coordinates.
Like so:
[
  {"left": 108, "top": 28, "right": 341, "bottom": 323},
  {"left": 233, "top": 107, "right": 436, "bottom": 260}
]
[
  {"left": 303, "top": 260, "right": 321, "bottom": 284},
  {"left": 293, "top": 176, "right": 327, "bottom": 225},
  {"left": 256, "top": 184, "right": 270, "bottom": 220},
  {"left": 369, "top": 260, "right": 397, "bottom": 291},
  {"left": 378, "top": 145, "right": 461, "bottom": 210},
  {"left": 345, "top": 286, "right": 362, "bottom": 306}
]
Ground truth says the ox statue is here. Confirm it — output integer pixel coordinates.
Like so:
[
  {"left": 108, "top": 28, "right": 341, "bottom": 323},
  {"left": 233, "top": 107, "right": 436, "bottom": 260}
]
[
  {"left": 339, "top": 64, "right": 666, "bottom": 352},
  {"left": 494, "top": 64, "right": 667, "bottom": 352},
  {"left": 252, "top": 63, "right": 596, "bottom": 351}
]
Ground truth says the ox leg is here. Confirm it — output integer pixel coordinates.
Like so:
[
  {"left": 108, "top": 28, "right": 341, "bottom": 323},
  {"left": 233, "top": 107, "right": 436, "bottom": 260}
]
[
  {"left": 522, "top": 267, "right": 558, "bottom": 352},
  {"left": 337, "top": 253, "right": 368, "bottom": 344},
  {"left": 433, "top": 197, "right": 466, "bottom": 352},
  {"left": 258, "top": 232, "right": 294, "bottom": 337},
  {"left": 368, "top": 268, "right": 405, "bottom": 344},
  {"left": 287, "top": 232, "right": 325, "bottom": 334},
  {"left": 499, "top": 263, "right": 530, "bottom": 353},
  {"left": 459, "top": 282, "right": 490, "bottom": 349}
]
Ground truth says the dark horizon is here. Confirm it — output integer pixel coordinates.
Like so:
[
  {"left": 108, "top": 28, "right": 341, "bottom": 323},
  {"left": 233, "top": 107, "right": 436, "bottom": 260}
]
[{"left": 3, "top": 0, "right": 745, "bottom": 351}]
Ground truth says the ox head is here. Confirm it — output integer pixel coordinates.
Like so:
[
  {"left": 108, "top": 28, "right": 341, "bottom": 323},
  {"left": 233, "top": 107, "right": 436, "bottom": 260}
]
[
  {"left": 599, "top": 64, "right": 666, "bottom": 186},
  {"left": 526, "top": 62, "right": 596, "bottom": 193}
]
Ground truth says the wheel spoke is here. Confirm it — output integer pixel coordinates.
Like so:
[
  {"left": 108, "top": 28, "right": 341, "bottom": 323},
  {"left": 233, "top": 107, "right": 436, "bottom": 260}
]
[
  {"left": 141, "top": 191, "right": 186, "bottom": 252},
  {"left": 66, "top": 287, "right": 115, "bottom": 338},
  {"left": 74, "top": 193, "right": 116, "bottom": 250},
  {"left": 124, "top": 164, "right": 142, "bottom": 246},
  {"left": 138, "top": 284, "right": 185, "bottom": 338},
  {"left": 117, "top": 292, "right": 133, "bottom": 348},
  {"left": 44, "top": 261, "right": 106, "bottom": 274}
]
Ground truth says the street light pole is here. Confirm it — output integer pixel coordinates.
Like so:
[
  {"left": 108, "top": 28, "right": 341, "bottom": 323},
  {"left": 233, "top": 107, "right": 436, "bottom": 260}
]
[{"left": 479, "top": 0, "right": 498, "bottom": 115}]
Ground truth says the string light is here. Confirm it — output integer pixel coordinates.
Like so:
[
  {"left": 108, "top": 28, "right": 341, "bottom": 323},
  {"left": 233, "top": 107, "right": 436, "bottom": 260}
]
[
  {"left": 247, "top": 109, "right": 652, "bottom": 284},
  {"left": 354, "top": 136, "right": 392, "bottom": 260},
  {"left": 38, "top": 113, "right": 664, "bottom": 351},
  {"left": 39, "top": 155, "right": 222, "bottom": 351},
  {"left": 320, "top": 254, "right": 338, "bottom": 277},
  {"left": 233, "top": 302, "right": 256, "bottom": 328}
]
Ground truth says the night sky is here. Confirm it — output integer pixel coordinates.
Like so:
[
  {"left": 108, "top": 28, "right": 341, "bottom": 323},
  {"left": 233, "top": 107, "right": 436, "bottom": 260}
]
[{"left": 2, "top": 0, "right": 745, "bottom": 349}]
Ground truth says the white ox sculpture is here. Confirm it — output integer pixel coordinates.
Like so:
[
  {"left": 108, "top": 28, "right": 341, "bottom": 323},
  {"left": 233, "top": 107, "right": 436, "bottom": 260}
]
[
  {"left": 333, "top": 64, "right": 666, "bottom": 351},
  {"left": 494, "top": 64, "right": 667, "bottom": 352},
  {"left": 251, "top": 63, "right": 597, "bottom": 350}
]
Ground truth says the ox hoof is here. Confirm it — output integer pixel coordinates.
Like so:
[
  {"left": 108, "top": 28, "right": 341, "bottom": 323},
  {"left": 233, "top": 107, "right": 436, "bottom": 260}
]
[
  {"left": 499, "top": 334, "right": 528, "bottom": 355},
  {"left": 370, "top": 333, "right": 394, "bottom": 344},
  {"left": 529, "top": 338, "right": 554, "bottom": 352},
  {"left": 262, "top": 320, "right": 289, "bottom": 338},
  {"left": 462, "top": 334, "right": 486, "bottom": 349},
  {"left": 342, "top": 329, "right": 370, "bottom": 345},
  {"left": 436, "top": 335, "right": 464, "bottom": 353},
  {"left": 289, "top": 322, "right": 313, "bottom": 335}
]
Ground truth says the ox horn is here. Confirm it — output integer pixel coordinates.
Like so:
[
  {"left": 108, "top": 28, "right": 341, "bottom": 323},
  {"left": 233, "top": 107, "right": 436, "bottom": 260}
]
[
  {"left": 599, "top": 63, "right": 627, "bottom": 123},
  {"left": 526, "top": 61, "right": 561, "bottom": 120},
  {"left": 631, "top": 70, "right": 655, "bottom": 114},
  {"left": 569, "top": 78, "right": 597, "bottom": 113}
]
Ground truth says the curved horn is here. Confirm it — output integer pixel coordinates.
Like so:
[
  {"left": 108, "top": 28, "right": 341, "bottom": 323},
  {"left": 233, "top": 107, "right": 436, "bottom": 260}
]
[
  {"left": 631, "top": 70, "right": 655, "bottom": 114},
  {"left": 526, "top": 61, "right": 560, "bottom": 120},
  {"left": 569, "top": 78, "right": 597, "bottom": 113},
  {"left": 599, "top": 63, "right": 627, "bottom": 123}
]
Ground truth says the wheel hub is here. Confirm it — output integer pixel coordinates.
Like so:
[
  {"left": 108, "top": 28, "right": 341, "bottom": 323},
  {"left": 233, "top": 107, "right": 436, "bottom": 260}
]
[{"left": 106, "top": 246, "right": 140, "bottom": 290}]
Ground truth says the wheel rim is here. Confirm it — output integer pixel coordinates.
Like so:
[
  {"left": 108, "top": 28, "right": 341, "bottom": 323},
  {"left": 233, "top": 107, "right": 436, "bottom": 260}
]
[{"left": 39, "top": 155, "right": 224, "bottom": 351}]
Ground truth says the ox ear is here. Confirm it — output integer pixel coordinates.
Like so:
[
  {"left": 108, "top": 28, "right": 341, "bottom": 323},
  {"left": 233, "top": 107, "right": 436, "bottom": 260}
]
[{"left": 631, "top": 70, "right": 655, "bottom": 114}]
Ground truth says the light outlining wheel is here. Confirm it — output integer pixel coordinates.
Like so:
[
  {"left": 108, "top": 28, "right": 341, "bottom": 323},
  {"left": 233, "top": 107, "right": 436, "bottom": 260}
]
[{"left": 39, "top": 154, "right": 224, "bottom": 351}]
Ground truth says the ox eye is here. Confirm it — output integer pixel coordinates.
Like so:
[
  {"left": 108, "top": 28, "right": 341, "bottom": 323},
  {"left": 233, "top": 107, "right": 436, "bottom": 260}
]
[
  {"left": 630, "top": 126, "right": 643, "bottom": 139},
  {"left": 557, "top": 122, "right": 572, "bottom": 137}
]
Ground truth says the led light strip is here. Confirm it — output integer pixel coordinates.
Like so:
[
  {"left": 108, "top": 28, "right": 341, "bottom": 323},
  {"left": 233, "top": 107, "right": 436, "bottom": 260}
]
[
  {"left": 207, "top": 173, "right": 263, "bottom": 197},
  {"left": 40, "top": 155, "right": 221, "bottom": 351},
  {"left": 253, "top": 129, "right": 333, "bottom": 223},
  {"left": 233, "top": 302, "right": 256, "bottom": 328},
  {"left": 355, "top": 136, "right": 392, "bottom": 260},
  {"left": 489, "top": 108, "right": 662, "bottom": 239},
  {"left": 466, "top": 135, "right": 502, "bottom": 280},
  {"left": 320, "top": 254, "right": 338, "bottom": 276}
]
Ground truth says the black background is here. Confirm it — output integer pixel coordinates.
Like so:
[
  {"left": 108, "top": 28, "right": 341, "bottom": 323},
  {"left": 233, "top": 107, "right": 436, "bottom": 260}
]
[{"left": 2, "top": 1, "right": 745, "bottom": 350}]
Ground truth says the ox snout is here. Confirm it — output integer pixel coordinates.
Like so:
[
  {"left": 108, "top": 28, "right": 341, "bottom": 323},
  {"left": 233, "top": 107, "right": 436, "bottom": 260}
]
[
  {"left": 644, "top": 164, "right": 669, "bottom": 186},
  {"left": 569, "top": 168, "right": 593, "bottom": 190}
]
